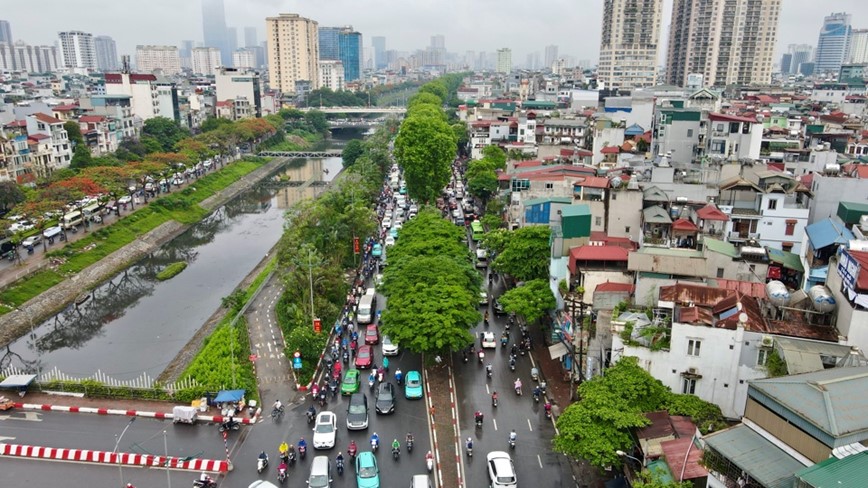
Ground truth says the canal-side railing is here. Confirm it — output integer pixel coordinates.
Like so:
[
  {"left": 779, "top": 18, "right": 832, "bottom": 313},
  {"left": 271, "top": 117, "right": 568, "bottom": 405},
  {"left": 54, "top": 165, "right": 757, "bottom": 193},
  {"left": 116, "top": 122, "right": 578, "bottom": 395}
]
[
  {"left": 258, "top": 151, "right": 343, "bottom": 158},
  {"left": 0, "top": 365, "right": 201, "bottom": 392}
]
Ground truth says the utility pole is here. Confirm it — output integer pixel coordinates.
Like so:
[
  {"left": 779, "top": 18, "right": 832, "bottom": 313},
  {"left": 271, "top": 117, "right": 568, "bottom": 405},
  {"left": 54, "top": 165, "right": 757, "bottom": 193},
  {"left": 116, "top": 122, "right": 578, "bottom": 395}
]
[{"left": 564, "top": 293, "right": 588, "bottom": 401}]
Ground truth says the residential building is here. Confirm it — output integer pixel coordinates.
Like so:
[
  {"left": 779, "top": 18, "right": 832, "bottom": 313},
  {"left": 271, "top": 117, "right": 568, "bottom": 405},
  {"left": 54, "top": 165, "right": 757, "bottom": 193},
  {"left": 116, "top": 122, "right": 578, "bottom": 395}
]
[
  {"left": 815, "top": 12, "right": 852, "bottom": 76},
  {"left": 94, "top": 35, "right": 118, "bottom": 72},
  {"left": 135, "top": 45, "right": 181, "bottom": 75},
  {"left": 598, "top": 0, "right": 662, "bottom": 90},
  {"left": 371, "top": 36, "right": 386, "bottom": 70},
  {"left": 2, "top": 42, "right": 59, "bottom": 73},
  {"left": 202, "top": 0, "right": 231, "bottom": 66},
  {"left": 58, "top": 30, "right": 97, "bottom": 72},
  {"left": 318, "top": 60, "right": 345, "bottom": 92},
  {"left": 705, "top": 113, "right": 763, "bottom": 162},
  {"left": 0, "top": 133, "right": 32, "bottom": 183},
  {"left": 153, "top": 76, "right": 181, "bottom": 124},
  {"left": 666, "top": 0, "right": 781, "bottom": 87},
  {"left": 79, "top": 95, "right": 138, "bottom": 140},
  {"left": 496, "top": 48, "right": 512, "bottom": 74},
  {"left": 232, "top": 48, "right": 257, "bottom": 69},
  {"left": 215, "top": 67, "right": 261, "bottom": 118},
  {"left": 266, "top": 13, "right": 320, "bottom": 94},
  {"left": 544, "top": 45, "right": 558, "bottom": 70},
  {"left": 192, "top": 47, "right": 222, "bottom": 75},
  {"left": 651, "top": 108, "right": 703, "bottom": 165},
  {"left": 25, "top": 113, "right": 71, "bottom": 170},
  {"left": 0, "top": 20, "right": 11, "bottom": 45},
  {"left": 849, "top": 29, "right": 868, "bottom": 64},
  {"left": 104, "top": 72, "right": 160, "bottom": 121},
  {"left": 78, "top": 115, "right": 118, "bottom": 155}
]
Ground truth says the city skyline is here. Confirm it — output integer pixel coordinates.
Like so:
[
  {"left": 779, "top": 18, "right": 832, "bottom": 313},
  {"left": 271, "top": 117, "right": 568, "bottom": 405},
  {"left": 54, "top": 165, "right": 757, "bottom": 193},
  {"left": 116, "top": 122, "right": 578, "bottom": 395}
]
[{"left": 0, "top": 0, "right": 866, "bottom": 69}]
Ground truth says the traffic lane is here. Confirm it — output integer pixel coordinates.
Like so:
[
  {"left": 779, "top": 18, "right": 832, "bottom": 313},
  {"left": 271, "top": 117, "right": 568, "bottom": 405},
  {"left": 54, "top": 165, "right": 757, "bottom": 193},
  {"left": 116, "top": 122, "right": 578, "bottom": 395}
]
[
  {"left": 0, "top": 455, "right": 213, "bottom": 487},
  {"left": 0, "top": 410, "right": 237, "bottom": 460},
  {"left": 230, "top": 348, "right": 430, "bottom": 487}
]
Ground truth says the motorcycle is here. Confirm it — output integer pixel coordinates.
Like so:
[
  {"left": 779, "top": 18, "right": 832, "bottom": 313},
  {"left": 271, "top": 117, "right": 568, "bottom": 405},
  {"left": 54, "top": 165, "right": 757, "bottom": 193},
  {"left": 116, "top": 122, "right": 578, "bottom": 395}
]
[
  {"left": 462, "top": 351, "right": 468, "bottom": 363},
  {"left": 486, "top": 366, "right": 492, "bottom": 379},
  {"left": 492, "top": 395, "right": 498, "bottom": 408},
  {"left": 348, "top": 445, "right": 358, "bottom": 461},
  {"left": 257, "top": 455, "right": 269, "bottom": 474},
  {"left": 501, "top": 336, "right": 508, "bottom": 348},
  {"left": 192, "top": 477, "right": 216, "bottom": 487},
  {"left": 318, "top": 391, "right": 327, "bottom": 408},
  {"left": 218, "top": 418, "right": 240, "bottom": 432},
  {"left": 392, "top": 446, "right": 400, "bottom": 461},
  {"left": 426, "top": 452, "right": 434, "bottom": 473},
  {"left": 514, "top": 380, "right": 522, "bottom": 396},
  {"left": 298, "top": 444, "right": 307, "bottom": 460},
  {"left": 406, "top": 438, "right": 413, "bottom": 453},
  {"left": 533, "top": 389, "right": 541, "bottom": 403},
  {"left": 466, "top": 442, "right": 473, "bottom": 458},
  {"left": 329, "top": 380, "right": 338, "bottom": 398},
  {"left": 277, "top": 465, "right": 287, "bottom": 484},
  {"left": 371, "top": 438, "right": 379, "bottom": 452},
  {"left": 478, "top": 351, "right": 485, "bottom": 363},
  {"left": 475, "top": 416, "right": 483, "bottom": 429},
  {"left": 545, "top": 404, "right": 552, "bottom": 420},
  {"left": 287, "top": 450, "right": 297, "bottom": 467},
  {"left": 509, "top": 358, "right": 516, "bottom": 372},
  {"left": 306, "top": 410, "right": 316, "bottom": 424},
  {"left": 368, "top": 376, "right": 376, "bottom": 391},
  {"left": 336, "top": 457, "right": 344, "bottom": 476},
  {"left": 272, "top": 406, "right": 284, "bottom": 420},
  {"left": 509, "top": 437, "right": 516, "bottom": 450},
  {"left": 342, "top": 351, "right": 349, "bottom": 364}
]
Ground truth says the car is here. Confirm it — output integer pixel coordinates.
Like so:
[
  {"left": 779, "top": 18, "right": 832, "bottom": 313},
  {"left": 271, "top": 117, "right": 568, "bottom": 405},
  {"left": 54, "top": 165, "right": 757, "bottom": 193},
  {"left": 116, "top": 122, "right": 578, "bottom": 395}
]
[
  {"left": 375, "top": 382, "right": 396, "bottom": 414},
  {"left": 487, "top": 451, "right": 518, "bottom": 488},
  {"left": 479, "top": 290, "right": 489, "bottom": 306},
  {"left": 341, "top": 369, "right": 361, "bottom": 395},
  {"left": 365, "top": 325, "right": 380, "bottom": 345},
  {"left": 372, "top": 244, "right": 382, "bottom": 258},
  {"left": 22, "top": 234, "right": 41, "bottom": 248},
  {"left": 382, "top": 217, "right": 392, "bottom": 229},
  {"left": 385, "top": 235, "right": 396, "bottom": 247},
  {"left": 389, "top": 227, "right": 398, "bottom": 239},
  {"left": 355, "top": 451, "right": 380, "bottom": 488},
  {"left": 308, "top": 455, "right": 333, "bottom": 488},
  {"left": 481, "top": 331, "right": 497, "bottom": 349},
  {"left": 494, "top": 298, "right": 507, "bottom": 316},
  {"left": 118, "top": 195, "right": 132, "bottom": 205},
  {"left": 409, "top": 204, "right": 418, "bottom": 214},
  {"left": 312, "top": 411, "right": 337, "bottom": 449},
  {"left": 355, "top": 345, "right": 373, "bottom": 369},
  {"left": 381, "top": 336, "right": 399, "bottom": 356},
  {"left": 346, "top": 393, "right": 369, "bottom": 430},
  {"left": 9, "top": 220, "right": 35, "bottom": 233},
  {"left": 404, "top": 370, "right": 423, "bottom": 399}
]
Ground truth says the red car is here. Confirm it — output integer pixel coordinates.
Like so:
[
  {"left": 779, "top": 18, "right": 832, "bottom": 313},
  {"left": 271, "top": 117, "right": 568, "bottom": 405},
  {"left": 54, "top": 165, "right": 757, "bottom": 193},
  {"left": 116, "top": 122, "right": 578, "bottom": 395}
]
[
  {"left": 365, "top": 325, "right": 380, "bottom": 345},
  {"left": 355, "top": 345, "right": 373, "bottom": 369}
]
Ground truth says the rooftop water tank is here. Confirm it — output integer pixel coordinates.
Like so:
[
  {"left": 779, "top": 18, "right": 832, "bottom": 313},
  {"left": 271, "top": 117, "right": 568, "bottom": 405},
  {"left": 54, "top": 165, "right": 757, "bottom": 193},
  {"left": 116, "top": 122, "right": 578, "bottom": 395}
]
[
  {"left": 808, "top": 285, "right": 837, "bottom": 313},
  {"left": 766, "top": 281, "right": 791, "bottom": 307}
]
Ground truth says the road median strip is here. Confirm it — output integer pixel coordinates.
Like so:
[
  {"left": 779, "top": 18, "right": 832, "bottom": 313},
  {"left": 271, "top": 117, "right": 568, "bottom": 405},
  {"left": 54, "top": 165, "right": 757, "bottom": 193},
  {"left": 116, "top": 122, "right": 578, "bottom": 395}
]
[
  {"left": 0, "top": 442, "right": 229, "bottom": 471},
  {"left": 12, "top": 402, "right": 258, "bottom": 424}
]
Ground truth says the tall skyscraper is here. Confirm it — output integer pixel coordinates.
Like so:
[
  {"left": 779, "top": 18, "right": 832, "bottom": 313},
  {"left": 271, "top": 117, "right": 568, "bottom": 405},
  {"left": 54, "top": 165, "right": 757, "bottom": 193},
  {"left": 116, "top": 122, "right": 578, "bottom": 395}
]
[
  {"left": 544, "top": 45, "right": 559, "bottom": 70},
  {"left": 319, "top": 27, "right": 342, "bottom": 60},
  {"left": 785, "top": 44, "right": 813, "bottom": 75},
  {"left": 319, "top": 26, "right": 362, "bottom": 81},
  {"left": 266, "top": 13, "right": 320, "bottom": 94},
  {"left": 430, "top": 35, "right": 445, "bottom": 50},
  {"left": 58, "top": 30, "right": 97, "bottom": 71},
  {"left": 598, "top": 0, "right": 662, "bottom": 91},
  {"left": 202, "top": 0, "right": 231, "bottom": 66},
  {"left": 135, "top": 45, "right": 182, "bottom": 75},
  {"left": 815, "top": 12, "right": 852, "bottom": 75},
  {"left": 780, "top": 54, "right": 792, "bottom": 75},
  {"left": 233, "top": 48, "right": 257, "bottom": 69},
  {"left": 0, "top": 20, "right": 12, "bottom": 44},
  {"left": 180, "top": 40, "right": 194, "bottom": 69},
  {"left": 849, "top": 29, "right": 868, "bottom": 64},
  {"left": 227, "top": 27, "right": 238, "bottom": 58},
  {"left": 371, "top": 36, "right": 386, "bottom": 70},
  {"left": 94, "top": 35, "right": 118, "bottom": 72},
  {"left": 244, "top": 27, "right": 258, "bottom": 48},
  {"left": 667, "top": 0, "right": 781, "bottom": 88},
  {"left": 496, "top": 48, "right": 512, "bottom": 73},
  {"left": 0, "top": 42, "right": 58, "bottom": 72},
  {"left": 192, "top": 47, "right": 222, "bottom": 74}
]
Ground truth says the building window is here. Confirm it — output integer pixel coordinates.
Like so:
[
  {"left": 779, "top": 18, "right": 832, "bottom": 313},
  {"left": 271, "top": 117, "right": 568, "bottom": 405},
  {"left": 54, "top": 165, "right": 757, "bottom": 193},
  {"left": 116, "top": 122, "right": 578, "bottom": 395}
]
[
  {"left": 595, "top": 216, "right": 602, "bottom": 226},
  {"left": 716, "top": 268, "right": 725, "bottom": 278},
  {"left": 785, "top": 219, "right": 796, "bottom": 236},
  {"left": 782, "top": 242, "right": 794, "bottom": 252},
  {"left": 625, "top": 226, "right": 630, "bottom": 233},
  {"left": 757, "top": 348, "right": 770, "bottom": 366},
  {"left": 687, "top": 339, "right": 701, "bottom": 357},
  {"left": 687, "top": 129, "right": 693, "bottom": 137},
  {"left": 681, "top": 377, "right": 697, "bottom": 394},
  {"left": 545, "top": 183, "right": 554, "bottom": 189},
  {"left": 767, "top": 199, "right": 777, "bottom": 210}
]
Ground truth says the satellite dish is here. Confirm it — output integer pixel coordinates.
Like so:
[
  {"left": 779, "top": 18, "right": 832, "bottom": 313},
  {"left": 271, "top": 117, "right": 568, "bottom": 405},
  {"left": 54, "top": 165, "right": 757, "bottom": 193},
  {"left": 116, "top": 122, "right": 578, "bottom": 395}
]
[{"left": 738, "top": 312, "right": 749, "bottom": 324}]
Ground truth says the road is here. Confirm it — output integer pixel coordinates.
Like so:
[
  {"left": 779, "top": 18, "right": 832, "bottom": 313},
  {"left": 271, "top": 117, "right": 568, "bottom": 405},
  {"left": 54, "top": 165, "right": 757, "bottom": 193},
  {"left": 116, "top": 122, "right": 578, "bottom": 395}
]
[
  {"left": 454, "top": 238, "right": 575, "bottom": 488},
  {"left": 0, "top": 456, "right": 209, "bottom": 487}
]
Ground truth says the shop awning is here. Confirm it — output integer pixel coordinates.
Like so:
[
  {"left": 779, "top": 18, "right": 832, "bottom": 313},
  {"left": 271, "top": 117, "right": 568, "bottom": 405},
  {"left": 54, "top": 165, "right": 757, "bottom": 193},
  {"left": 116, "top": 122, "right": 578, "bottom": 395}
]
[{"left": 549, "top": 342, "right": 569, "bottom": 359}]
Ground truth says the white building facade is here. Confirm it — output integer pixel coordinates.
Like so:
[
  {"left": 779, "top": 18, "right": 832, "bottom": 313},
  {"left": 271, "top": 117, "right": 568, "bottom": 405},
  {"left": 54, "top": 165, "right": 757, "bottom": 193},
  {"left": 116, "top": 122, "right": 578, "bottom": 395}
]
[
  {"left": 135, "top": 45, "right": 182, "bottom": 75},
  {"left": 192, "top": 47, "right": 222, "bottom": 75}
]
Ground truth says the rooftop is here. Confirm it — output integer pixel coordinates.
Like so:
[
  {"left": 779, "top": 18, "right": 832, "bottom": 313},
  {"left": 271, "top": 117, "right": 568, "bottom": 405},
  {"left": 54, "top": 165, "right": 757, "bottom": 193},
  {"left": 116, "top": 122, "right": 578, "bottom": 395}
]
[
  {"left": 805, "top": 218, "right": 854, "bottom": 250},
  {"left": 31, "top": 113, "right": 63, "bottom": 124},
  {"left": 696, "top": 203, "right": 729, "bottom": 222},
  {"left": 704, "top": 424, "right": 802, "bottom": 488},
  {"left": 796, "top": 451, "right": 868, "bottom": 488}
]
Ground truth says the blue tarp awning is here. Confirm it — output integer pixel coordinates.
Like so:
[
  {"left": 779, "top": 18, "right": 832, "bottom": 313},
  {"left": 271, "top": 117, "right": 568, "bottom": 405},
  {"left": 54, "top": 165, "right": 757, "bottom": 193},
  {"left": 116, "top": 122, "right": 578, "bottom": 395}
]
[{"left": 214, "top": 389, "right": 245, "bottom": 403}]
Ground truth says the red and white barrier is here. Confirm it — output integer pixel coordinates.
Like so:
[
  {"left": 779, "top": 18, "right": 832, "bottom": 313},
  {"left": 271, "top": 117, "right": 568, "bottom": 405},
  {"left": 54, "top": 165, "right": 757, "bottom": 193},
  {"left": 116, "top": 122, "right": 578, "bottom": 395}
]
[
  {"left": 12, "top": 403, "right": 257, "bottom": 424},
  {"left": 0, "top": 442, "right": 229, "bottom": 472}
]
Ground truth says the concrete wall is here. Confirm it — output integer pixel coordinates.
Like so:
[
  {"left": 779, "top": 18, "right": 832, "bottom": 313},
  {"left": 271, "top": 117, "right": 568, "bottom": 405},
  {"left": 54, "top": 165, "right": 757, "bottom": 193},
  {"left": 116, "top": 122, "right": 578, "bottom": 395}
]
[
  {"left": 606, "top": 189, "right": 643, "bottom": 240},
  {"left": 808, "top": 175, "right": 868, "bottom": 224}
]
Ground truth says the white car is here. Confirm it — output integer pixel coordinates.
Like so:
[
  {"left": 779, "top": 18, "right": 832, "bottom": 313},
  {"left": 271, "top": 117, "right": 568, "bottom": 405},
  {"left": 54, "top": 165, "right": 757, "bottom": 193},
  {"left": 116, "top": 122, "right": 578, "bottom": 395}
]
[
  {"left": 382, "top": 336, "right": 399, "bottom": 356},
  {"left": 479, "top": 291, "right": 489, "bottom": 306},
  {"left": 312, "top": 411, "right": 337, "bottom": 449},
  {"left": 487, "top": 451, "right": 517, "bottom": 488},
  {"left": 382, "top": 217, "right": 392, "bottom": 229},
  {"left": 481, "top": 331, "right": 497, "bottom": 349},
  {"left": 385, "top": 235, "right": 396, "bottom": 247}
]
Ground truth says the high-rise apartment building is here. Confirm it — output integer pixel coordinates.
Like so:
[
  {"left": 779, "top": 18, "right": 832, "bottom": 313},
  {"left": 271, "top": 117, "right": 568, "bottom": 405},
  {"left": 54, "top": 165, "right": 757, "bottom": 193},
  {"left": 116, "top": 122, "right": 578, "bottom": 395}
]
[
  {"left": 430, "top": 35, "right": 445, "bottom": 50},
  {"left": 598, "top": 0, "right": 662, "bottom": 90},
  {"left": 372, "top": 36, "right": 386, "bottom": 70},
  {"left": 94, "top": 35, "right": 118, "bottom": 72},
  {"left": 244, "top": 27, "right": 258, "bottom": 48},
  {"left": 192, "top": 47, "right": 222, "bottom": 75},
  {"left": 496, "top": 48, "right": 512, "bottom": 73},
  {"left": 202, "top": 0, "right": 231, "bottom": 66},
  {"left": 58, "top": 30, "right": 97, "bottom": 71},
  {"left": 266, "top": 13, "right": 320, "bottom": 94},
  {"left": 179, "top": 40, "right": 194, "bottom": 69},
  {"left": 319, "top": 26, "right": 362, "bottom": 82},
  {"left": 0, "top": 42, "right": 59, "bottom": 72},
  {"left": 544, "top": 45, "right": 559, "bottom": 70},
  {"left": 215, "top": 67, "right": 261, "bottom": 118},
  {"left": 135, "top": 45, "right": 182, "bottom": 75},
  {"left": 0, "top": 20, "right": 12, "bottom": 44},
  {"left": 227, "top": 27, "right": 238, "bottom": 58},
  {"left": 232, "top": 48, "right": 257, "bottom": 69},
  {"left": 850, "top": 29, "right": 868, "bottom": 64},
  {"left": 319, "top": 27, "right": 341, "bottom": 60},
  {"left": 783, "top": 44, "right": 813, "bottom": 75},
  {"left": 815, "top": 12, "right": 851, "bottom": 75},
  {"left": 667, "top": 0, "right": 781, "bottom": 88}
]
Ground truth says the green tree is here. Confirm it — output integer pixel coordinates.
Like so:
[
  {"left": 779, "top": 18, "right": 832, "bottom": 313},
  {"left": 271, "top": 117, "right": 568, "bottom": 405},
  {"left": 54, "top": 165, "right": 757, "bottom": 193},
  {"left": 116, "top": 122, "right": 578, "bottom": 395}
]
[
  {"left": 394, "top": 114, "right": 456, "bottom": 203},
  {"left": 631, "top": 471, "right": 693, "bottom": 488},
  {"left": 497, "top": 279, "right": 556, "bottom": 324},
  {"left": 465, "top": 159, "right": 498, "bottom": 205},
  {"left": 0, "top": 181, "right": 26, "bottom": 212},
  {"left": 451, "top": 121, "right": 469, "bottom": 155},
  {"left": 201, "top": 117, "right": 234, "bottom": 132},
  {"left": 492, "top": 225, "right": 551, "bottom": 281},
  {"left": 142, "top": 116, "right": 190, "bottom": 153},
  {"left": 303, "top": 110, "right": 329, "bottom": 134},
  {"left": 408, "top": 92, "right": 442, "bottom": 109},
  {"left": 418, "top": 81, "right": 448, "bottom": 103},
  {"left": 69, "top": 144, "right": 93, "bottom": 170},
  {"left": 64, "top": 121, "right": 84, "bottom": 145},
  {"left": 481, "top": 145, "right": 507, "bottom": 169},
  {"left": 553, "top": 357, "right": 670, "bottom": 469},
  {"left": 341, "top": 139, "right": 365, "bottom": 168}
]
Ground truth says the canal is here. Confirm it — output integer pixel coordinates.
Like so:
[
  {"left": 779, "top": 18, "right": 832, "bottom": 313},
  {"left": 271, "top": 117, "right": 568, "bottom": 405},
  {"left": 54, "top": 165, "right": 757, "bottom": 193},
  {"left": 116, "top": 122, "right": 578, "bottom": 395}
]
[{"left": 4, "top": 131, "right": 365, "bottom": 383}]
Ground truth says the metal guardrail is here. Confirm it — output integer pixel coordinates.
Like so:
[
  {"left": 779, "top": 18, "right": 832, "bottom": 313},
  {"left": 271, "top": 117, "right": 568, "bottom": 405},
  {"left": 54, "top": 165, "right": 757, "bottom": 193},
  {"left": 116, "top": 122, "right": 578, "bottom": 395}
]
[{"left": 258, "top": 151, "right": 343, "bottom": 158}]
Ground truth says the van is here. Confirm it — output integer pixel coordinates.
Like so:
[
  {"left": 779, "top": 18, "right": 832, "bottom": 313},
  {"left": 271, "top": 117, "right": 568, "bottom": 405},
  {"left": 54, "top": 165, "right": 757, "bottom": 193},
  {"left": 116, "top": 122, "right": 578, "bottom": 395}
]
[
  {"left": 357, "top": 288, "right": 377, "bottom": 324},
  {"left": 411, "top": 474, "right": 433, "bottom": 488},
  {"left": 82, "top": 203, "right": 102, "bottom": 220},
  {"left": 61, "top": 211, "right": 83, "bottom": 230}
]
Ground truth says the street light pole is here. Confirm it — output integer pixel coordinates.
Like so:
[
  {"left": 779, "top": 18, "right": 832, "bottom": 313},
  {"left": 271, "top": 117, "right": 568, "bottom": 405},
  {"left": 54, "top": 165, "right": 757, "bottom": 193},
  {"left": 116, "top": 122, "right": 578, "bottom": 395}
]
[
  {"left": 164, "top": 430, "right": 172, "bottom": 488},
  {"left": 308, "top": 249, "right": 316, "bottom": 327},
  {"left": 113, "top": 417, "right": 137, "bottom": 487}
]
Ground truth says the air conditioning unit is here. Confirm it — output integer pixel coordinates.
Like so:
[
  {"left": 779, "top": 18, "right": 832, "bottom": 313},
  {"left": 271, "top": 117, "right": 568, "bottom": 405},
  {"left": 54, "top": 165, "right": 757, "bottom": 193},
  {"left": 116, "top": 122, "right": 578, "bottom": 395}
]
[
  {"left": 761, "top": 335, "right": 774, "bottom": 348},
  {"left": 687, "top": 367, "right": 698, "bottom": 375}
]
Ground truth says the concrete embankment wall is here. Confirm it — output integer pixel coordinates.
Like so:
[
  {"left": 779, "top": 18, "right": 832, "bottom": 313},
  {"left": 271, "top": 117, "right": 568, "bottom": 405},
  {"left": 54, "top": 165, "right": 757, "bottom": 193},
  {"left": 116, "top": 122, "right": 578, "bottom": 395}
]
[{"left": 0, "top": 157, "right": 288, "bottom": 348}]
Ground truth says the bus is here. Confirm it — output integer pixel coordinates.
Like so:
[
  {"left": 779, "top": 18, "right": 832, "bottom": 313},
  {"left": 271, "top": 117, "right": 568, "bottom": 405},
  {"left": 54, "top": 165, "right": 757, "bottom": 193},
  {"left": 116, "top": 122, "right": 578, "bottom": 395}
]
[
  {"left": 470, "top": 220, "right": 485, "bottom": 241},
  {"left": 60, "top": 211, "right": 83, "bottom": 230}
]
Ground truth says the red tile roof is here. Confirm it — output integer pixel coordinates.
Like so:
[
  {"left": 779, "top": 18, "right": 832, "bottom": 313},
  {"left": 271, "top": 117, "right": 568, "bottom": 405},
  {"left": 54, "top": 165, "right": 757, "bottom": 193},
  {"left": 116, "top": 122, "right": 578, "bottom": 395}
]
[
  {"left": 660, "top": 437, "right": 708, "bottom": 481},
  {"left": 671, "top": 218, "right": 698, "bottom": 232},
  {"left": 709, "top": 112, "right": 758, "bottom": 124},
  {"left": 594, "top": 282, "right": 635, "bottom": 293},
  {"left": 32, "top": 113, "right": 63, "bottom": 124},
  {"left": 848, "top": 250, "right": 868, "bottom": 291},
  {"left": 589, "top": 231, "right": 638, "bottom": 249},
  {"left": 52, "top": 104, "right": 78, "bottom": 111},
  {"left": 560, "top": 148, "right": 593, "bottom": 158},
  {"left": 79, "top": 115, "right": 106, "bottom": 123},
  {"left": 570, "top": 245, "right": 630, "bottom": 265},
  {"left": 842, "top": 164, "right": 868, "bottom": 179},
  {"left": 28, "top": 133, "right": 50, "bottom": 141},
  {"left": 600, "top": 146, "right": 620, "bottom": 154},
  {"left": 696, "top": 204, "right": 729, "bottom": 222},
  {"left": 514, "top": 160, "right": 544, "bottom": 168},
  {"left": 4, "top": 120, "right": 27, "bottom": 128},
  {"left": 573, "top": 176, "right": 610, "bottom": 189}
]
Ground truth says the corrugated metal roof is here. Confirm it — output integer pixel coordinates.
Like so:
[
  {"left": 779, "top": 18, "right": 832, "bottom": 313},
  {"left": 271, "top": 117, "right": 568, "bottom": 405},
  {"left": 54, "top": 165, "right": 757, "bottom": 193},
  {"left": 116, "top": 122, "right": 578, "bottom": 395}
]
[
  {"left": 704, "top": 424, "right": 803, "bottom": 488},
  {"left": 767, "top": 248, "right": 805, "bottom": 272},
  {"left": 703, "top": 238, "right": 739, "bottom": 258},
  {"left": 749, "top": 367, "right": 868, "bottom": 441},
  {"left": 660, "top": 437, "right": 708, "bottom": 481},
  {"left": 643, "top": 205, "right": 672, "bottom": 224},
  {"left": 796, "top": 451, "right": 868, "bottom": 488},
  {"left": 775, "top": 337, "right": 865, "bottom": 375},
  {"left": 806, "top": 218, "right": 854, "bottom": 250}
]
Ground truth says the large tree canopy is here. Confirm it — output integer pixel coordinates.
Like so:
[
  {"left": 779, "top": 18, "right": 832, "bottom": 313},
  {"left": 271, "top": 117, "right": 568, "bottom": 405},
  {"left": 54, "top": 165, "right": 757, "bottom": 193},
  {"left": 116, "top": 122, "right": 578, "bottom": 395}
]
[
  {"left": 394, "top": 114, "right": 456, "bottom": 204},
  {"left": 497, "top": 279, "right": 557, "bottom": 324},
  {"left": 142, "top": 116, "right": 190, "bottom": 153},
  {"left": 491, "top": 225, "right": 551, "bottom": 281}
]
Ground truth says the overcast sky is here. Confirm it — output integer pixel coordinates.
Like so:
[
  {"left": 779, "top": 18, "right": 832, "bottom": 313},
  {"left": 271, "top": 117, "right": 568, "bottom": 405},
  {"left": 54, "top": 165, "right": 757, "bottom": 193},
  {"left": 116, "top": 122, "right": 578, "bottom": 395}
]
[{"left": 3, "top": 0, "right": 865, "bottom": 64}]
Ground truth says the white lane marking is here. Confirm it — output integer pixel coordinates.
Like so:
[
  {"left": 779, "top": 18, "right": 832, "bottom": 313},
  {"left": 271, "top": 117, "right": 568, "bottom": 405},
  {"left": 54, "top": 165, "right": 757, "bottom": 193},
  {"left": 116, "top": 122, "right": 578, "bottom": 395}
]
[
  {"left": 0, "top": 436, "right": 16, "bottom": 441},
  {"left": 492, "top": 418, "right": 497, "bottom": 431},
  {"left": 537, "top": 454, "right": 543, "bottom": 468},
  {"left": 527, "top": 418, "right": 533, "bottom": 432},
  {"left": 0, "top": 412, "right": 42, "bottom": 422},
  {"left": 485, "top": 384, "right": 490, "bottom": 395}
]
